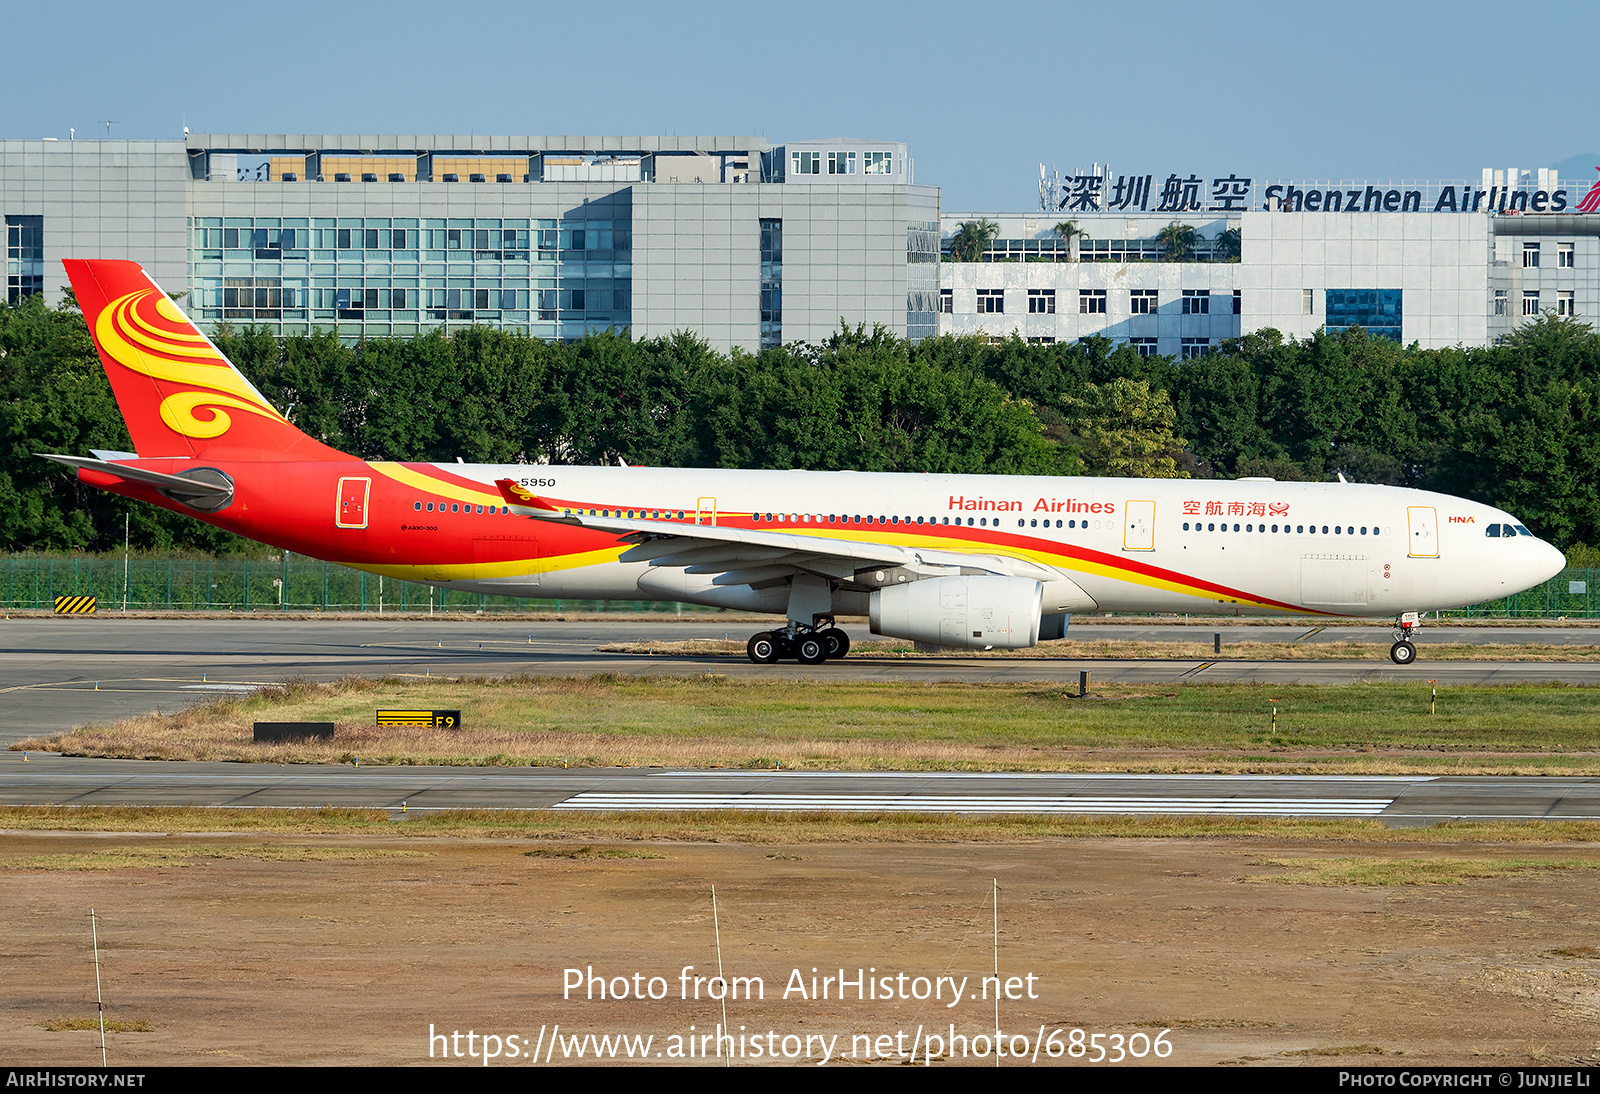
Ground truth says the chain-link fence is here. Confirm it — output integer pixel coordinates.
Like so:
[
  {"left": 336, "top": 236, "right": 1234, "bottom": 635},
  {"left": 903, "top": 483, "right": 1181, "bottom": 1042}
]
[
  {"left": 0, "top": 554, "right": 687, "bottom": 614},
  {"left": 5, "top": 555, "right": 1597, "bottom": 619},
  {"left": 1437, "top": 569, "right": 1599, "bottom": 620}
]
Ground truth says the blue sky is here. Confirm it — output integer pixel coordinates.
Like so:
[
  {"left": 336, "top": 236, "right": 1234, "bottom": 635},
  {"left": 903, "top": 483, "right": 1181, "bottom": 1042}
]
[{"left": 6, "top": 0, "right": 1596, "bottom": 209}]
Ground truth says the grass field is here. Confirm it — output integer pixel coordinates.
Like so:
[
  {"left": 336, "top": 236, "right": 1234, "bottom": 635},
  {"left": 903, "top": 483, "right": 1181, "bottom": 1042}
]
[
  {"left": 5, "top": 805, "right": 1600, "bottom": 844},
  {"left": 15, "top": 673, "right": 1600, "bottom": 773}
]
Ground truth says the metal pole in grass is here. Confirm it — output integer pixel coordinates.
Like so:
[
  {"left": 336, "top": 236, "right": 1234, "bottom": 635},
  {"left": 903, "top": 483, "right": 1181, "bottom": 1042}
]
[
  {"left": 1430, "top": 680, "right": 1437, "bottom": 716},
  {"left": 1270, "top": 699, "right": 1278, "bottom": 735},
  {"left": 711, "top": 886, "right": 730, "bottom": 1068},
  {"left": 992, "top": 878, "right": 1001, "bottom": 1069},
  {"left": 90, "top": 908, "right": 106, "bottom": 1066}
]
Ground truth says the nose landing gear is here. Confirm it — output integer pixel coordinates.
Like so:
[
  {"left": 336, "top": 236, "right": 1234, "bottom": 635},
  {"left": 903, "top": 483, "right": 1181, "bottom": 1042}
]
[{"left": 1389, "top": 611, "right": 1421, "bottom": 664}]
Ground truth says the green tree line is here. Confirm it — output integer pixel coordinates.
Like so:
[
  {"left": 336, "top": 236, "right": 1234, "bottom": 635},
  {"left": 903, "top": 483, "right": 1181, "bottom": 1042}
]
[{"left": 3, "top": 290, "right": 1598, "bottom": 554}]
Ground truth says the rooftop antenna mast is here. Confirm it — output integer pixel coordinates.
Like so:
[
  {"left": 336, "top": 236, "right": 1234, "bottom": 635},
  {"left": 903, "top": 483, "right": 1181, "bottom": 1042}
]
[{"left": 99, "top": 120, "right": 119, "bottom": 140}]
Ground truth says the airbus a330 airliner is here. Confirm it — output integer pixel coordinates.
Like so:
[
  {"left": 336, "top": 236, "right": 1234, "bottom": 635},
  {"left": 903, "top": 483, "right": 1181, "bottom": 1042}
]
[{"left": 44, "top": 260, "right": 1565, "bottom": 665}]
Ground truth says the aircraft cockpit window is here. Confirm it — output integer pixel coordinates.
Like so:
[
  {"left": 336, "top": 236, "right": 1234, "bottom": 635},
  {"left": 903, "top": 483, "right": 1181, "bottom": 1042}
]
[
  {"left": 1486, "top": 524, "right": 1501, "bottom": 538},
  {"left": 1515, "top": 524, "right": 1532, "bottom": 536}
]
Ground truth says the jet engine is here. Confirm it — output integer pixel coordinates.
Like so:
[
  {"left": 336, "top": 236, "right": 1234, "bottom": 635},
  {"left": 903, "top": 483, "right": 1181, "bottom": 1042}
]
[{"left": 869, "top": 575, "right": 1043, "bottom": 650}]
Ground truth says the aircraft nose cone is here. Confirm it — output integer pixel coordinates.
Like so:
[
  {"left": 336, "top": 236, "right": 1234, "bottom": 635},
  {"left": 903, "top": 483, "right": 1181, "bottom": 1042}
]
[{"left": 1534, "top": 539, "right": 1567, "bottom": 584}]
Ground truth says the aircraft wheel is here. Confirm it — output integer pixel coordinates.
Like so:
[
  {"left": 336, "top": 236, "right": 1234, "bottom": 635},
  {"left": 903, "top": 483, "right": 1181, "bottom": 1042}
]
[
  {"left": 747, "top": 632, "right": 780, "bottom": 665},
  {"left": 1390, "top": 640, "right": 1417, "bottom": 665},
  {"left": 796, "top": 635, "right": 828, "bottom": 665},
  {"left": 821, "top": 627, "right": 851, "bottom": 659}
]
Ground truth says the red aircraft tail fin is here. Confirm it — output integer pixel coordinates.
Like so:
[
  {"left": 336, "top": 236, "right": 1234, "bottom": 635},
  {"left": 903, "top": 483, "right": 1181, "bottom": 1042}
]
[{"left": 63, "top": 259, "right": 350, "bottom": 461}]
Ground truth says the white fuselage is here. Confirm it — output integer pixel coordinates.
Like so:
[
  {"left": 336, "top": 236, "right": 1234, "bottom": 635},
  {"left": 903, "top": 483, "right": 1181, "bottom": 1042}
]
[{"left": 412, "top": 466, "right": 1566, "bottom": 619}]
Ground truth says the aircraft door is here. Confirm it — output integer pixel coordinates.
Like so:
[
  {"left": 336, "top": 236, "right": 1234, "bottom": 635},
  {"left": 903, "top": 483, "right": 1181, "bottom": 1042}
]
[
  {"left": 1123, "top": 499, "right": 1155, "bottom": 551},
  {"left": 1406, "top": 506, "right": 1439, "bottom": 558},
  {"left": 696, "top": 497, "right": 717, "bottom": 526},
  {"left": 336, "top": 477, "right": 370, "bottom": 529}
]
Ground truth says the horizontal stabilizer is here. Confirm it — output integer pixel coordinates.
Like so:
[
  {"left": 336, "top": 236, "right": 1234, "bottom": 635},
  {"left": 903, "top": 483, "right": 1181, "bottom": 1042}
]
[{"left": 38, "top": 453, "right": 233, "bottom": 500}]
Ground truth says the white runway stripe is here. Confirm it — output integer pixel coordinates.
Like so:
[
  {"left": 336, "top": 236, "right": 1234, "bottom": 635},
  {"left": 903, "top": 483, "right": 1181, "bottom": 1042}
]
[{"left": 554, "top": 793, "right": 1394, "bottom": 816}]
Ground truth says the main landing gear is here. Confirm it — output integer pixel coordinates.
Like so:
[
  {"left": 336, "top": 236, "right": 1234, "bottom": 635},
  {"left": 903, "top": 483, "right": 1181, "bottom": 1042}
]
[
  {"left": 747, "top": 620, "right": 851, "bottom": 665},
  {"left": 1389, "top": 611, "right": 1421, "bottom": 665}
]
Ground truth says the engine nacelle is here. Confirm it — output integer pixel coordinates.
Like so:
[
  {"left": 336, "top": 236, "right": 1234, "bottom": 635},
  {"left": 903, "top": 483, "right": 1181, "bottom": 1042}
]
[{"left": 869, "top": 575, "right": 1043, "bottom": 650}]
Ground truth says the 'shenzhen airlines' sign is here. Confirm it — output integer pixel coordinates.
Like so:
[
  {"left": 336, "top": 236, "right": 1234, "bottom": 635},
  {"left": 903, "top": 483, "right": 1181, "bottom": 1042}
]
[{"left": 1052, "top": 172, "right": 1593, "bottom": 214}]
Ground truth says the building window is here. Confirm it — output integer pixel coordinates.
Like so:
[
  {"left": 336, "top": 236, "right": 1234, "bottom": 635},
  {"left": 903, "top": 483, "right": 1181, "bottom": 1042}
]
[
  {"left": 827, "top": 151, "right": 856, "bottom": 175},
  {"left": 1028, "top": 289, "right": 1056, "bottom": 314},
  {"left": 1182, "top": 289, "right": 1210, "bottom": 314},
  {"left": 1233, "top": 289, "right": 1242, "bottom": 315},
  {"left": 1326, "top": 289, "right": 1403, "bottom": 341},
  {"left": 1181, "top": 337, "right": 1211, "bottom": 359},
  {"left": 1303, "top": 288, "right": 1314, "bottom": 315},
  {"left": 5, "top": 215, "right": 44, "bottom": 304},
  {"left": 790, "top": 151, "right": 820, "bottom": 176},
  {"left": 978, "top": 289, "right": 1005, "bottom": 314},
  {"left": 1523, "top": 242, "right": 1540, "bottom": 268},
  {"left": 1494, "top": 290, "right": 1507, "bottom": 316},
  {"left": 938, "top": 289, "right": 952, "bottom": 314},
  {"left": 1130, "top": 338, "right": 1159, "bottom": 358},
  {"left": 1523, "top": 290, "right": 1540, "bottom": 316},
  {"left": 1078, "top": 289, "right": 1106, "bottom": 314},
  {"left": 1026, "top": 336, "right": 1056, "bottom": 344},
  {"left": 1558, "top": 243, "right": 1575, "bottom": 268},
  {"left": 864, "top": 151, "right": 893, "bottom": 175},
  {"left": 1558, "top": 291, "right": 1577, "bottom": 316},
  {"left": 760, "top": 218, "right": 782, "bottom": 349},
  {"left": 1130, "top": 289, "right": 1157, "bottom": 314}
]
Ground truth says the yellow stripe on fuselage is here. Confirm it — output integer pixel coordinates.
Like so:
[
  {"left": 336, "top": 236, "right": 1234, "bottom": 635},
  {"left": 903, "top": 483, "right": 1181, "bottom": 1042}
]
[
  {"left": 355, "top": 544, "right": 627, "bottom": 582},
  {"left": 368, "top": 462, "right": 507, "bottom": 508}
]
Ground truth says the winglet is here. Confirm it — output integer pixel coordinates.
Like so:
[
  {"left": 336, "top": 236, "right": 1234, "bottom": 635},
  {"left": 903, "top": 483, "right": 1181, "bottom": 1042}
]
[{"left": 494, "top": 478, "right": 559, "bottom": 511}]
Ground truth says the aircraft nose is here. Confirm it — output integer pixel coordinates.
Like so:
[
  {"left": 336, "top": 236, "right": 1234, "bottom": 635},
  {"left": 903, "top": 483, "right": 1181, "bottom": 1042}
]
[{"left": 1533, "top": 539, "right": 1567, "bottom": 584}]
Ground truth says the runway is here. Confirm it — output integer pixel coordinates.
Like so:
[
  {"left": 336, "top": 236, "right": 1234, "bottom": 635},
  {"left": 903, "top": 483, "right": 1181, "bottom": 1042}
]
[
  {"left": 4, "top": 752, "right": 1600, "bottom": 824},
  {"left": 3, "top": 616, "right": 1599, "bottom": 746}
]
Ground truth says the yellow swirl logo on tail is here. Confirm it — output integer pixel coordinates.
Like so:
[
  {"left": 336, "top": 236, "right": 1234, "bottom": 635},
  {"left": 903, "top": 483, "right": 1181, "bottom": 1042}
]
[{"left": 94, "top": 289, "right": 287, "bottom": 439}]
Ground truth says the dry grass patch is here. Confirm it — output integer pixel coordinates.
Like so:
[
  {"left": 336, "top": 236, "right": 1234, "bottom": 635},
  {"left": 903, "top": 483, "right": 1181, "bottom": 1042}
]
[
  {"left": 40, "top": 1018, "right": 155, "bottom": 1033},
  {"left": 11, "top": 806, "right": 1600, "bottom": 845},
  {"left": 0, "top": 844, "right": 426, "bottom": 871},
  {"left": 523, "top": 846, "right": 664, "bottom": 860},
  {"left": 1242, "top": 855, "right": 1600, "bottom": 885}
]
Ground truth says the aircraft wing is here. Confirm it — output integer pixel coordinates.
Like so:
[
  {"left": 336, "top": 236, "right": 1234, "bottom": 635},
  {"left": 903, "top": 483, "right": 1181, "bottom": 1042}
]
[{"left": 492, "top": 479, "right": 1061, "bottom": 589}]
